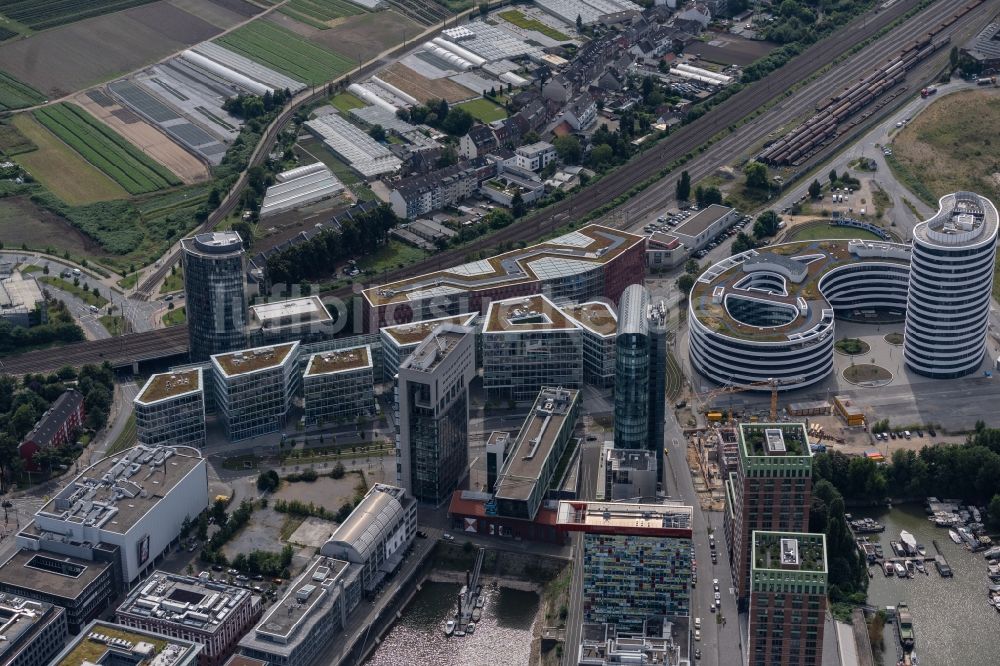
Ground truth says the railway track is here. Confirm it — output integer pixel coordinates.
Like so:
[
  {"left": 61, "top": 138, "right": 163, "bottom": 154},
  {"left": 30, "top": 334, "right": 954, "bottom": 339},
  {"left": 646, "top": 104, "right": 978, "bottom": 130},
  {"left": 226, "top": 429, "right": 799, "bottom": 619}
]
[{"left": 319, "top": 0, "right": 965, "bottom": 302}]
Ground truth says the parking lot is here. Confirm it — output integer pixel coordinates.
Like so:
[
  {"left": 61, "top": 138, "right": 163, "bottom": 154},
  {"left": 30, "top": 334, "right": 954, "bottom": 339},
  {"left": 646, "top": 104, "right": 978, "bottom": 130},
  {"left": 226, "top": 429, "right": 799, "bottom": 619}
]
[{"left": 643, "top": 207, "right": 754, "bottom": 261}]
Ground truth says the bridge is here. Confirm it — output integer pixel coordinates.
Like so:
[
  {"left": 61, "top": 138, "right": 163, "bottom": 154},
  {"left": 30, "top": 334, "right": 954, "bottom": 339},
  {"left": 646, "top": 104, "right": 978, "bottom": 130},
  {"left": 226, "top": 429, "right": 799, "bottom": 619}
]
[{"left": 0, "top": 326, "right": 189, "bottom": 375}]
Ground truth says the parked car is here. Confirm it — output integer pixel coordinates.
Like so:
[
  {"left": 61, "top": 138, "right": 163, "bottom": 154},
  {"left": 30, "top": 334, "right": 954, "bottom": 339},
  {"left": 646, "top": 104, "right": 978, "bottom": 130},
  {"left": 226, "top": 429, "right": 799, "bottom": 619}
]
[
  {"left": 416, "top": 530, "right": 428, "bottom": 538},
  {"left": 442, "top": 533, "right": 455, "bottom": 541}
]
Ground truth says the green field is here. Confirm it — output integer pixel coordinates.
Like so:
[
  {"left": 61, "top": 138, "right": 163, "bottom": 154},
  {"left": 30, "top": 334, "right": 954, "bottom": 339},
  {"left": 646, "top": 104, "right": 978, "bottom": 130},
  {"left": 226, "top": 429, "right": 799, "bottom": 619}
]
[
  {"left": 163, "top": 306, "right": 186, "bottom": 326},
  {"left": 785, "top": 222, "right": 886, "bottom": 242},
  {"left": 0, "top": 0, "right": 156, "bottom": 31},
  {"left": 0, "top": 119, "right": 36, "bottom": 155},
  {"left": 330, "top": 91, "right": 365, "bottom": 114},
  {"left": 280, "top": 0, "right": 364, "bottom": 28},
  {"left": 159, "top": 265, "right": 184, "bottom": 294},
  {"left": 497, "top": 10, "right": 569, "bottom": 40},
  {"left": 217, "top": 19, "right": 354, "bottom": 86},
  {"left": 0, "top": 71, "right": 45, "bottom": 111},
  {"left": 456, "top": 98, "right": 507, "bottom": 123},
  {"left": 33, "top": 103, "right": 180, "bottom": 195}
]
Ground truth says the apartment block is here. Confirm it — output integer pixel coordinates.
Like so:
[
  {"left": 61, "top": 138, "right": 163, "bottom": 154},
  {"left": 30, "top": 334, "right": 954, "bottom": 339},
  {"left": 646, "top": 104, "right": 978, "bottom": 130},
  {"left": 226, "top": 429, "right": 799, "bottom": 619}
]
[
  {"left": 211, "top": 342, "right": 300, "bottom": 442},
  {"left": 303, "top": 345, "right": 375, "bottom": 425},
  {"left": 134, "top": 369, "right": 206, "bottom": 448}
]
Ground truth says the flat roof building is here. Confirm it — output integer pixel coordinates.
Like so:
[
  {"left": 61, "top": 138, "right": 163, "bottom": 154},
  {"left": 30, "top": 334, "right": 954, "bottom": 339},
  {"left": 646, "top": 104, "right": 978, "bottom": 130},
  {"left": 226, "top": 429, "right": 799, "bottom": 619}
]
[
  {"left": 247, "top": 296, "right": 334, "bottom": 346},
  {"left": 181, "top": 232, "right": 248, "bottom": 362},
  {"left": 562, "top": 301, "right": 618, "bottom": 388},
  {"left": 670, "top": 204, "right": 738, "bottom": 251},
  {"left": 495, "top": 387, "right": 580, "bottom": 521},
  {"left": 319, "top": 484, "right": 417, "bottom": 593},
  {"left": 212, "top": 342, "right": 300, "bottom": 442},
  {"left": 237, "top": 556, "right": 362, "bottom": 666},
  {"left": 748, "top": 532, "right": 828, "bottom": 666},
  {"left": 0, "top": 595, "right": 68, "bottom": 666},
  {"left": 379, "top": 312, "right": 477, "bottom": 383},
  {"left": 557, "top": 500, "right": 693, "bottom": 632},
  {"left": 51, "top": 620, "right": 202, "bottom": 666},
  {"left": 597, "top": 442, "right": 658, "bottom": 502},
  {"left": 395, "top": 324, "right": 475, "bottom": 504},
  {"left": 303, "top": 345, "right": 375, "bottom": 425},
  {"left": 134, "top": 369, "right": 206, "bottom": 448},
  {"left": 116, "top": 571, "right": 261, "bottom": 666},
  {"left": 579, "top": 620, "right": 682, "bottom": 666},
  {"left": 482, "top": 294, "right": 583, "bottom": 404},
  {"left": 363, "top": 225, "right": 646, "bottom": 331},
  {"left": 0, "top": 272, "right": 45, "bottom": 328}
]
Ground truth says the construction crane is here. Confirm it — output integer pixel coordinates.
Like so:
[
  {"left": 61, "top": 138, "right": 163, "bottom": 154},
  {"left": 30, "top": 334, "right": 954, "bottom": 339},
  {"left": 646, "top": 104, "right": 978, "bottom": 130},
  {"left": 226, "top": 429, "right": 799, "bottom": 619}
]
[{"left": 697, "top": 377, "right": 806, "bottom": 422}]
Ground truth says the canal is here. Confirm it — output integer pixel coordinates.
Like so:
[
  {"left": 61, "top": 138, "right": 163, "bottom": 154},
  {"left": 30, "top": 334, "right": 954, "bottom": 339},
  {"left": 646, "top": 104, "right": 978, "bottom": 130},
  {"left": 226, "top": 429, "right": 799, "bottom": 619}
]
[
  {"left": 365, "top": 581, "right": 541, "bottom": 666},
  {"left": 855, "top": 504, "right": 997, "bottom": 666}
]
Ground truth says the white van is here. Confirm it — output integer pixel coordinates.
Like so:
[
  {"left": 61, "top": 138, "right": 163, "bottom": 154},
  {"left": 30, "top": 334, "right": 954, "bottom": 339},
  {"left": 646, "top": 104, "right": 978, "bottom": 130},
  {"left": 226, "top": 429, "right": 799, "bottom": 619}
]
[{"left": 695, "top": 617, "right": 702, "bottom": 630}]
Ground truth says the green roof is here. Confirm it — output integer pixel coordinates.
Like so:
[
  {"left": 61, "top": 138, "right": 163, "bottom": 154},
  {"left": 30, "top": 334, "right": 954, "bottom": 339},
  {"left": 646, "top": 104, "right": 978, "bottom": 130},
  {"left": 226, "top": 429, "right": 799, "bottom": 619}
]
[
  {"left": 752, "top": 531, "right": 827, "bottom": 574},
  {"left": 739, "top": 423, "right": 810, "bottom": 458}
]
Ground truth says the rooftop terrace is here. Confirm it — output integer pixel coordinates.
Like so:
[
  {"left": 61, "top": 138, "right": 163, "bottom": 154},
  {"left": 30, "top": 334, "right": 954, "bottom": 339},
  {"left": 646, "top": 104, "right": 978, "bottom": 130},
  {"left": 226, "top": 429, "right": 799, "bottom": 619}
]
[
  {"left": 305, "top": 345, "right": 371, "bottom": 377},
  {"left": 739, "top": 423, "right": 810, "bottom": 458},
  {"left": 363, "top": 225, "right": 644, "bottom": 306},
  {"left": 381, "top": 312, "right": 477, "bottom": 346},
  {"left": 55, "top": 620, "right": 199, "bottom": 666},
  {"left": 212, "top": 342, "right": 297, "bottom": 377},
  {"left": 136, "top": 370, "right": 201, "bottom": 405},
  {"left": 914, "top": 191, "right": 999, "bottom": 247},
  {"left": 484, "top": 294, "right": 576, "bottom": 333},
  {"left": 752, "top": 531, "right": 827, "bottom": 574},
  {"left": 562, "top": 301, "right": 618, "bottom": 337}
]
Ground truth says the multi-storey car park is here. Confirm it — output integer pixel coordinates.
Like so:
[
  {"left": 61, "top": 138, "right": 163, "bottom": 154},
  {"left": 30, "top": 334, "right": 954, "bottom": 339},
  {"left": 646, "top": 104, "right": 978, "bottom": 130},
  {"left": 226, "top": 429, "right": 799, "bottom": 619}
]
[
  {"left": 688, "top": 238, "right": 913, "bottom": 390},
  {"left": 904, "top": 192, "right": 998, "bottom": 378},
  {"left": 362, "top": 225, "right": 645, "bottom": 331}
]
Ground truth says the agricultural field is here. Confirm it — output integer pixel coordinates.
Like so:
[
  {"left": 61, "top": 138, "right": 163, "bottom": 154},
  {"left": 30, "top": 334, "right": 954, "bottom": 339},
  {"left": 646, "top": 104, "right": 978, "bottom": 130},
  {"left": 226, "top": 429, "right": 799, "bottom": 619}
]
[
  {"left": 0, "top": 0, "right": 157, "bottom": 31},
  {"left": 280, "top": 0, "right": 365, "bottom": 29},
  {"left": 267, "top": 10, "right": 422, "bottom": 68},
  {"left": 11, "top": 114, "right": 128, "bottom": 205},
  {"left": 0, "top": 3, "right": 224, "bottom": 97},
  {"left": 0, "top": 119, "right": 35, "bottom": 155},
  {"left": 0, "top": 70, "right": 44, "bottom": 110},
  {"left": 497, "top": 10, "right": 569, "bottom": 41},
  {"left": 33, "top": 103, "right": 181, "bottom": 195},
  {"left": 168, "top": 0, "right": 262, "bottom": 28},
  {"left": 216, "top": 18, "right": 354, "bottom": 86},
  {"left": 456, "top": 98, "right": 506, "bottom": 122},
  {"left": 380, "top": 62, "right": 474, "bottom": 103},
  {"left": 891, "top": 89, "right": 1000, "bottom": 206}
]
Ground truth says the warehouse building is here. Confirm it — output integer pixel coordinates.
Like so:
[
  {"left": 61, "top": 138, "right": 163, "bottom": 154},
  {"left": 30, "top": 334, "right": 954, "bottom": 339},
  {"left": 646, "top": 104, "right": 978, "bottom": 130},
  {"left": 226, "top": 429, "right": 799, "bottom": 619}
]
[
  {"left": 670, "top": 204, "right": 738, "bottom": 251},
  {"left": 303, "top": 345, "right": 375, "bottom": 425},
  {"left": 319, "top": 484, "right": 417, "bottom": 592},
  {"left": 212, "top": 342, "right": 300, "bottom": 442},
  {"left": 134, "top": 369, "right": 206, "bottom": 448},
  {"left": 0, "top": 596, "right": 68, "bottom": 666},
  {"left": 116, "top": 571, "right": 261, "bottom": 666}
]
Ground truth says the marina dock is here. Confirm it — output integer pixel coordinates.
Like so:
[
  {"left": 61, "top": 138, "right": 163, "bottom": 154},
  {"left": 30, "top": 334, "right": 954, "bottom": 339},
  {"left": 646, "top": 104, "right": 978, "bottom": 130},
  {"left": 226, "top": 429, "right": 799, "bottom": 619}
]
[{"left": 457, "top": 547, "right": 486, "bottom": 627}]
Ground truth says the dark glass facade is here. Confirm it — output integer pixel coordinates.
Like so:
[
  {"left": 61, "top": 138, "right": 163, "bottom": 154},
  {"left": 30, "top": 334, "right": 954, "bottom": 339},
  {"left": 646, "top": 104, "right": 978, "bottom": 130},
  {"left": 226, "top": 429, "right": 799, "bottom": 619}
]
[
  {"left": 182, "top": 233, "right": 248, "bottom": 362},
  {"left": 406, "top": 382, "right": 468, "bottom": 504}
]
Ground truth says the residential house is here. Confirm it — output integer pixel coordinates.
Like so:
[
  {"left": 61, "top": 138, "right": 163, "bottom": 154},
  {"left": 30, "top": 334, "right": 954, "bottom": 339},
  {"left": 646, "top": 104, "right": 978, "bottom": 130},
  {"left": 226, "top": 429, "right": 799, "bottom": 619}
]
[
  {"left": 515, "top": 142, "right": 557, "bottom": 172},
  {"left": 459, "top": 124, "right": 497, "bottom": 159},
  {"left": 388, "top": 159, "right": 496, "bottom": 219},
  {"left": 562, "top": 93, "right": 598, "bottom": 131},
  {"left": 543, "top": 75, "right": 574, "bottom": 104},
  {"left": 18, "top": 389, "right": 84, "bottom": 470}
]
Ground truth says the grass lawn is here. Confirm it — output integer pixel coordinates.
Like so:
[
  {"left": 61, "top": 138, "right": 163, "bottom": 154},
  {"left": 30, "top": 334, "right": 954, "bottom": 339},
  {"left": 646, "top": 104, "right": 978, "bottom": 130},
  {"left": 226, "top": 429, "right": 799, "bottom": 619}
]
[
  {"left": 159, "top": 266, "right": 184, "bottom": 294},
  {"left": 330, "top": 92, "right": 365, "bottom": 114},
  {"left": 117, "top": 273, "right": 138, "bottom": 290},
  {"left": 99, "top": 314, "right": 125, "bottom": 336},
  {"left": 38, "top": 276, "right": 109, "bottom": 307},
  {"left": 357, "top": 240, "right": 427, "bottom": 276},
  {"left": 497, "top": 10, "right": 569, "bottom": 40},
  {"left": 217, "top": 19, "right": 354, "bottom": 86},
  {"left": 456, "top": 98, "right": 507, "bottom": 123},
  {"left": 11, "top": 114, "right": 127, "bottom": 205},
  {"left": 884, "top": 332, "right": 903, "bottom": 345},
  {"left": 891, "top": 90, "right": 1000, "bottom": 206},
  {"left": 834, "top": 338, "right": 870, "bottom": 355},
  {"left": 163, "top": 306, "right": 186, "bottom": 326},
  {"left": 786, "top": 222, "right": 885, "bottom": 242},
  {"left": 19, "top": 264, "right": 42, "bottom": 274}
]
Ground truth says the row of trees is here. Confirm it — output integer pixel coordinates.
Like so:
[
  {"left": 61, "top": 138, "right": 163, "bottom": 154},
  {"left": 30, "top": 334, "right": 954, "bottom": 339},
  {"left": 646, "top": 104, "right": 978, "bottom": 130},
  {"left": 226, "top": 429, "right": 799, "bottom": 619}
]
[
  {"left": 265, "top": 204, "right": 397, "bottom": 284},
  {"left": 222, "top": 89, "right": 293, "bottom": 120},
  {"left": 811, "top": 478, "right": 869, "bottom": 603},
  {"left": 0, "top": 300, "right": 84, "bottom": 354},
  {"left": 396, "top": 99, "right": 474, "bottom": 137}
]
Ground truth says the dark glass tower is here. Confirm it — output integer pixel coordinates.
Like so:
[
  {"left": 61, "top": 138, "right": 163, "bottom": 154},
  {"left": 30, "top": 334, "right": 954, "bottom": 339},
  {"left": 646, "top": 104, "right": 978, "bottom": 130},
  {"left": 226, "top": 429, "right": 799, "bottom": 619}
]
[{"left": 181, "top": 232, "right": 248, "bottom": 362}]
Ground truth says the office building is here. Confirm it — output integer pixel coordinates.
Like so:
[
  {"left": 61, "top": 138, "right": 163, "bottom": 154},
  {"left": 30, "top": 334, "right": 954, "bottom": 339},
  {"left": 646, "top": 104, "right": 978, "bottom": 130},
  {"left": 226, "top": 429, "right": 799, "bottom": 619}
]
[
  {"left": 211, "top": 342, "right": 300, "bottom": 442},
  {"left": 247, "top": 296, "right": 334, "bottom": 346},
  {"left": 303, "top": 345, "right": 375, "bottom": 425},
  {"left": 562, "top": 302, "right": 618, "bottom": 388},
  {"left": 18, "top": 389, "right": 84, "bottom": 471},
  {"left": 670, "top": 204, "right": 738, "bottom": 251},
  {"left": 646, "top": 232, "right": 687, "bottom": 271},
  {"left": 116, "top": 571, "right": 261, "bottom": 666},
  {"left": 319, "top": 484, "right": 417, "bottom": 592},
  {"left": 597, "top": 442, "right": 658, "bottom": 501},
  {"left": 237, "top": 556, "right": 362, "bottom": 666},
  {"left": 485, "top": 431, "right": 512, "bottom": 493},
  {"left": 0, "top": 596, "right": 68, "bottom": 666},
  {"left": 904, "top": 191, "right": 998, "bottom": 378},
  {"left": 379, "top": 312, "right": 477, "bottom": 383},
  {"left": 134, "top": 369, "right": 206, "bottom": 448},
  {"left": 579, "top": 620, "right": 682, "bottom": 666},
  {"left": 363, "top": 225, "right": 645, "bottom": 331},
  {"left": 689, "top": 239, "right": 911, "bottom": 391},
  {"left": 51, "top": 620, "right": 202, "bottom": 666},
  {"left": 613, "top": 286, "right": 667, "bottom": 470},
  {"left": 1, "top": 445, "right": 208, "bottom": 616},
  {"left": 557, "top": 500, "right": 693, "bottom": 632},
  {"left": 494, "top": 387, "right": 580, "bottom": 520},
  {"left": 748, "top": 532, "right": 828, "bottom": 666},
  {"left": 182, "top": 232, "right": 249, "bottom": 362},
  {"left": 395, "top": 324, "right": 475, "bottom": 504},
  {"left": 723, "top": 423, "right": 813, "bottom": 607},
  {"left": 482, "top": 294, "right": 583, "bottom": 404}
]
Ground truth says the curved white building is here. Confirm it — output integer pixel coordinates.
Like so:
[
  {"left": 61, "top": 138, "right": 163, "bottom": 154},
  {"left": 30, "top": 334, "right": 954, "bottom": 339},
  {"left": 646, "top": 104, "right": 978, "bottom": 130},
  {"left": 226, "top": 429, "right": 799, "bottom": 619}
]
[
  {"left": 904, "top": 192, "right": 999, "bottom": 378},
  {"left": 689, "top": 238, "right": 911, "bottom": 390}
]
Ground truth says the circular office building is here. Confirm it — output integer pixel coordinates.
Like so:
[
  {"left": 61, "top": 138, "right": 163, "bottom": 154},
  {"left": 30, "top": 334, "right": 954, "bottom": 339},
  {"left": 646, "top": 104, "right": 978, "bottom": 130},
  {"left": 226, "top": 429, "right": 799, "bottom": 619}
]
[
  {"left": 904, "top": 192, "right": 999, "bottom": 378},
  {"left": 688, "top": 238, "right": 912, "bottom": 390}
]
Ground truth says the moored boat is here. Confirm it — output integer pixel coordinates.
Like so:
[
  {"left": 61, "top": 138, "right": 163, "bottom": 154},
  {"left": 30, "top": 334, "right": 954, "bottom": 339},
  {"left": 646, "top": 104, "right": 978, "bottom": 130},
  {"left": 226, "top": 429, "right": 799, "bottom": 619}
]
[
  {"left": 897, "top": 603, "right": 915, "bottom": 651},
  {"left": 894, "top": 562, "right": 907, "bottom": 576},
  {"left": 471, "top": 608, "right": 482, "bottom": 622},
  {"left": 916, "top": 544, "right": 926, "bottom": 556},
  {"left": 900, "top": 531, "right": 917, "bottom": 555},
  {"left": 949, "top": 530, "right": 962, "bottom": 544},
  {"left": 467, "top": 622, "right": 476, "bottom": 634},
  {"left": 883, "top": 561, "right": 895, "bottom": 576},
  {"left": 444, "top": 620, "right": 455, "bottom": 636}
]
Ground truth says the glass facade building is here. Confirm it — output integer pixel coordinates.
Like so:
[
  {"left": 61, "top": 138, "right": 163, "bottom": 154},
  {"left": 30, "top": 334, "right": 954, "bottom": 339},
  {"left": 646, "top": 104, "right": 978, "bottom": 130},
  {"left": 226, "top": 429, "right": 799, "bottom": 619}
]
[
  {"left": 212, "top": 342, "right": 300, "bottom": 442},
  {"left": 181, "top": 232, "right": 248, "bottom": 362},
  {"left": 302, "top": 345, "right": 375, "bottom": 425},
  {"left": 134, "top": 369, "right": 206, "bottom": 448}
]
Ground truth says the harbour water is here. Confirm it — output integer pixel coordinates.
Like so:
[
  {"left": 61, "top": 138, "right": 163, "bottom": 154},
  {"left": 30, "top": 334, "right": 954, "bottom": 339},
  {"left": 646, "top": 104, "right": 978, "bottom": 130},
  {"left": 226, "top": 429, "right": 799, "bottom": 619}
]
[
  {"left": 365, "top": 581, "right": 541, "bottom": 666},
  {"left": 856, "top": 504, "right": 998, "bottom": 666}
]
